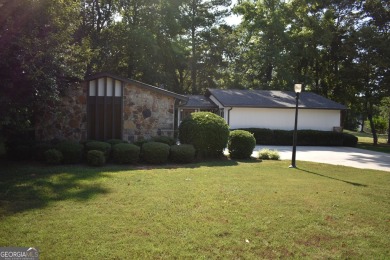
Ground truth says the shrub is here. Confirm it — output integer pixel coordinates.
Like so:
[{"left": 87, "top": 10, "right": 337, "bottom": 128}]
[
  {"left": 228, "top": 130, "right": 256, "bottom": 159},
  {"left": 179, "top": 112, "right": 229, "bottom": 158},
  {"left": 44, "top": 149, "right": 63, "bottom": 164},
  {"left": 152, "top": 136, "right": 176, "bottom": 146},
  {"left": 56, "top": 141, "right": 83, "bottom": 164},
  {"left": 85, "top": 141, "right": 111, "bottom": 159},
  {"left": 33, "top": 142, "right": 53, "bottom": 161},
  {"left": 141, "top": 142, "right": 170, "bottom": 164},
  {"left": 342, "top": 133, "right": 358, "bottom": 147},
  {"left": 106, "top": 139, "right": 127, "bottom": 147},
  {"left": 112, "top": 143, "right": 140, "bottom": 164},
  {"left": 134, "top": 139, "right": 149, "bottom": 148},
  {"left": 258, "top": 148, "right": 280, "bottom": 160},
  {"left": 87, "top": 150, "right": 105, "bottom": 167},
  {"left": 170, "top": 144, "right": 196, "bottom": 163}
]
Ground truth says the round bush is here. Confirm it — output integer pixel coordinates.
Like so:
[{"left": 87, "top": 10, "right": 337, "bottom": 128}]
[
  {"left": 106, "top": 139, "right": 127, "bottom": 147},
  {"left": 87, "top": 150, "right": 105, "bottom": 167},
  {"left": 33, "top": 142, "right": 53, "bottom": 161},
  {"left": 56, "top": 141, "right": 83, "bottom": 164},
  {"left": 141, "top": 142, "right": 170, "bottom": 164},
  {"left": 228, "top": 130, "right": 256, "bottom": 159},
  {"left": 85, "top": 141, "right": 111, "bottom": 159},
  {"left": 44, "top": 149, "right": 63, "bottom": 164},
  {"left": 112, "top": 143, "right": 140, "bottom": 164},
  {"left": 152, "top": 136, "right": 176, "bottom": 146},
  {"left": 170, "top": 144, "right": 196, "bottom": 163},
  {"left": 179, "top": 112, "right": 229, "bottom": 158}
]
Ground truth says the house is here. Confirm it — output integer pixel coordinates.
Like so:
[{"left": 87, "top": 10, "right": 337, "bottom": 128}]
[
  {"left": 35, "top": 73, "right": 347, "bottom": 142},
  {"left": 35, "top": 73, "right": 187, "bottom": 142},
  {"left": 178, "top": 89, "right": 347, "bottom": 131}
]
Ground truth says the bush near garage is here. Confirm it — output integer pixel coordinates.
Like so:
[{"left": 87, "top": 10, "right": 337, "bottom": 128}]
[
  {"left": 179, "top": 112, "right": 229, "bottom": 158},
  {"left": 228, "top": 130, "right": 256, "bottom": 159}
]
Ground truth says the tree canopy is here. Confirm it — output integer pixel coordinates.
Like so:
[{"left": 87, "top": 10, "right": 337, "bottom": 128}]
[{"left": 0, "top": 0, "right": 389, "bottom": 143}]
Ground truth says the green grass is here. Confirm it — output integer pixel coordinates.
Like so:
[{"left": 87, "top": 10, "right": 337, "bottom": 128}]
[
  {"left": 0, "top": 161, "right": 389, "bottom": 259},
  {"left": 345, "top": 130, "right": 390, "bottom": 154}
]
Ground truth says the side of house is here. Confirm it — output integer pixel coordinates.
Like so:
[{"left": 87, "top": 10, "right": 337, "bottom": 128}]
[{"left": 35, "top": 73, "right": 187, "bottom": 142}]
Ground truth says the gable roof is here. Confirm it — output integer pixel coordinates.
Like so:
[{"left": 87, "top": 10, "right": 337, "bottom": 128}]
[
  {"left": 85, "top": 72, "right": 188, "bottom": 101},
  {"left": 206, "top": 89, "right": 347, "bottom": 110}
]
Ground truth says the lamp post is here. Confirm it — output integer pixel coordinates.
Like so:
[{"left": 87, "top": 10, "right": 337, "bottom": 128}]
[{"left": 289, "top": 84, "right": 302, "bottom": 168}]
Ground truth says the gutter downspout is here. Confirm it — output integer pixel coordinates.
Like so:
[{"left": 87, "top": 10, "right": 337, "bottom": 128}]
[{"left": 227, "top": 107, "right": 233, "bottom": 125}]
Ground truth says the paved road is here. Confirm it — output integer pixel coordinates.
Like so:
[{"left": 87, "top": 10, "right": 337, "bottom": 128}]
[{"left": 253, "top": 145, "right": 390, "bottom": 172}]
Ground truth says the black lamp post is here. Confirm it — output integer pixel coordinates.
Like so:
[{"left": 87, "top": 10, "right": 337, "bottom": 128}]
[{"left": 289, "top": 84, "right": 302, "bottom": 168}]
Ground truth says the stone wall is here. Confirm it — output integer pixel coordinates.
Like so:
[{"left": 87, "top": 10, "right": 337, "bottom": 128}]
[
  {"left": 123, "top": 82, "right": 176, "bottom": 142},
  {"left": 35, "top": 79, "right": 177, "bottom": 142},
  {"left": 35, "top": 82, "right": 88, "bottom": 141}
]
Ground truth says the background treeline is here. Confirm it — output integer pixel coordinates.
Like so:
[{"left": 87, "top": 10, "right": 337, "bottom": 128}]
[{"left": 0, "top": 0, "right": 389, "bottom": 143}]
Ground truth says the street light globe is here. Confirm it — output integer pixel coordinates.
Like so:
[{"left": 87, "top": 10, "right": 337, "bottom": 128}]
[{"left": 294, "top": 84, "right": 302, "bottom": 93}]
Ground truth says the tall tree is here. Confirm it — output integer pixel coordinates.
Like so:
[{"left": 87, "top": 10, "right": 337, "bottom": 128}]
[{"left": 0, "top": 0, "right": 91, "bottom": 136}]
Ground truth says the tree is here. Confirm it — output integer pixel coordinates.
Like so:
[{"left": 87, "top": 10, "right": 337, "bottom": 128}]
[{"left": 0, "top": 0, "right": 91, "bottom": 137}]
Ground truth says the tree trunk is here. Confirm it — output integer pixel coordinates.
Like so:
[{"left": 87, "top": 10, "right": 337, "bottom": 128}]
[
  {"left": 367, "top": 103, "right": 378, "bottom": 145},
  {"left": 387, "top": 115, "right": 390, "bottom": 144}
]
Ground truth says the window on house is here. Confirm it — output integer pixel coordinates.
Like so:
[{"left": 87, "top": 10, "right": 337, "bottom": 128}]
[{"left": 87, "top": 77, "right": 123, "bottom": 140}]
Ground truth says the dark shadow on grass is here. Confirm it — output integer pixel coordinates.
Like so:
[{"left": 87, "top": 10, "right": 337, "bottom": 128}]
[
  {"left": 297, "top": 168, "right": 368, "bottom": 187},
  {"left": 0, "top": 163, "right": 132, "bottom": 217}
]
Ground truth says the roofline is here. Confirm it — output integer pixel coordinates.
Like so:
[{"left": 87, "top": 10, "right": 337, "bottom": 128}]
[
  {"left": 206, "top": 89, "right": 347, "bottom": 110},
  {"left": 85, "top": 72, "right": 188, "bottom": 101}
]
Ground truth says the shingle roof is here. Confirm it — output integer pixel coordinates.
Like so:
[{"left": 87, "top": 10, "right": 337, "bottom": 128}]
[
  {"left": 207, "top": 89, "right": 347, "bottom": 110},
  {"left": 181, "top": 95, "right": 218, "bottom": 109},
  {"left": 85, "top": 72, "right": 188, "bottom": 101}
]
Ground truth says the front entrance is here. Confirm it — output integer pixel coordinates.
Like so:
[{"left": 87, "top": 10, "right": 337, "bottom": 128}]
[{"left": 87, "top": 77, "right": 123, "bottom": 140}]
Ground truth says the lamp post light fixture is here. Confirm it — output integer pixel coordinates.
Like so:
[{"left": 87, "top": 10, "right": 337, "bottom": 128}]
[{"left": 289, "top": 83, "right": 302, "bottom": 168}]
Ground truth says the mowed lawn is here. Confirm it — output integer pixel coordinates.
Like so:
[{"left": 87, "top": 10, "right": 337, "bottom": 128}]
[{"left": 0, "top": 160, "right": 389, "bottom": 259}]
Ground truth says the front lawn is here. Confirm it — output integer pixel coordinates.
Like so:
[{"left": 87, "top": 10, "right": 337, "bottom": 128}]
[{"left": 0, "top": 161, "right": 389, "bottom": 259}]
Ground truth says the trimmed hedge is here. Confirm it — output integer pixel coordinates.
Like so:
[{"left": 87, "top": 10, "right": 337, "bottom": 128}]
[
  {"left": 85, "top": 141, "right": 111, "bottom": 159},
  {"left": 141, "top": 142, "right": 170, "bottom": 164},
  {"left": 87, "top": 150, "right": 106, "bottom": 166},
  {"left": 170, "top": 144, "right": 196, "bottom": 163},
  {"left": 152, "top": 136, "right": 176, "bottom": 146},
  {"left": 179, "top": 112, "right": 229, "bottom": 158},
  {"left": 106, "top": 139, "right": 127, "bottom": 147},
  {"left": 56, "top": 141, "right": 84, "bottom": 164},
  {"left": 112, "top": 143, "right": 140, "bottom": 164},
  {"left": 44, "top": 149, "right": 63, "bottom": 164},
  {"left": 228, "top": 130, "right": 256, "bottom": 159},
  {"left": 238, "top": 128, "right": 358, "bottom": 147}
]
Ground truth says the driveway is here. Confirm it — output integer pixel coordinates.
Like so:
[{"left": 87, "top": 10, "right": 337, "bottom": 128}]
[{"left": 253, "top": 145, "right": 390, "bottom": 172}]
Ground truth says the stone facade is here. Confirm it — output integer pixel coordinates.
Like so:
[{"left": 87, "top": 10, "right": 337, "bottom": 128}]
[
  {"left": 122, "top": 82, "right": 176, "bottom": 142},
  {"left": 35, "top": 74, "right": 184, "bottom": 142},
  {"left": 35, "top": 83, "right": 88, "bottom": 141}
]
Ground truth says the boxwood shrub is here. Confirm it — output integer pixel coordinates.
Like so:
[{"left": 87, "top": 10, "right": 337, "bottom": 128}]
[
  {"left": 106, "top": 139, "right": 127, "bottom": 147},
  {"left": 33, "top": 142, "right": 53, "bottom": 161},
  {"left": 56, "top": 140, "right": 83, "bottom": 164},
  {"left": 112, "top": 143, "right": 140, "bottom": 164},
  {"left": 179, "top": 112, "right": 229, "bottom": 158},
  {"left": 141, "top": 142, "right": 170, "bottom": 164},
  {"left": 85, "top": 141, "right": 111, "bottom": 159},
  {"left": 152, "top": 136, "right": 176, "bottom": 146},
  {"left": 228, "top": 130, "right": 256, "bottom": 159},
  {"left": 170, "top": 144, "right": 196, "bottom": 163},
  {"left": 44, "top": 149, "right": 63, "bottom": 164},
  {"left": 87, "top": 150, "right": 106, "bottom": 166}
]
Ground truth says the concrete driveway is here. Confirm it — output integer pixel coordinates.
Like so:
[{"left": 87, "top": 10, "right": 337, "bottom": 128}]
[{"left": 253, "top": 145, "right": 390, "bottom": 172}]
